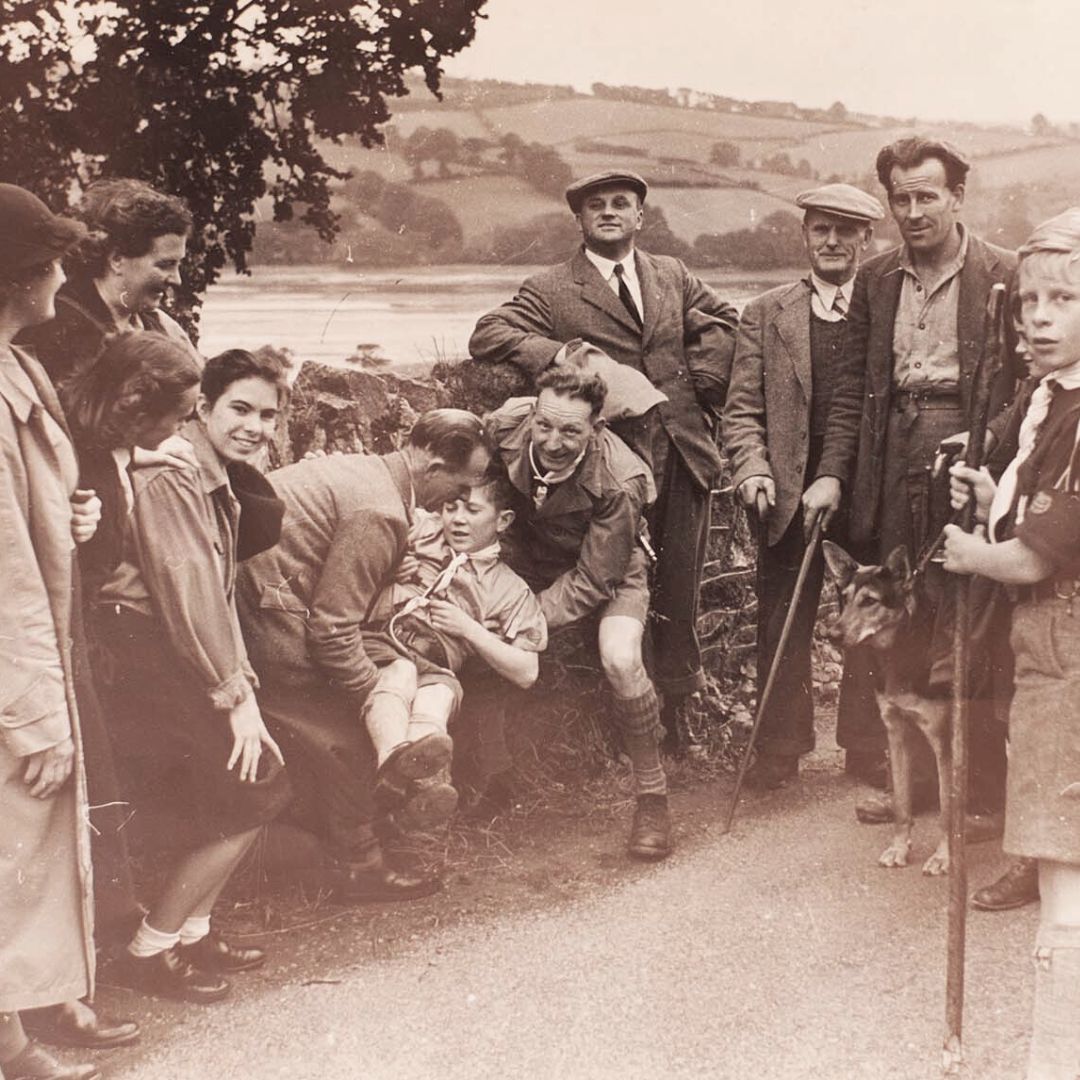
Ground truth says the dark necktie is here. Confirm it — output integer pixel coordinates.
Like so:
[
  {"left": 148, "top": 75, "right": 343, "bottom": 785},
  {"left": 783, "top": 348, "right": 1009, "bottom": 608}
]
[{"left": 613, "top": 262, "right": 643, "bottom": 330}]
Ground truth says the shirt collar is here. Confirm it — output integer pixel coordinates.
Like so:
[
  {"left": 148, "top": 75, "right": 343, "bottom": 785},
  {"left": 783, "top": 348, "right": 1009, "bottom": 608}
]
[
  {"left": 180, "top": 418, "right": 232, "bottom": 496},
  {"left": 584, "top": 246, "right": 636, "bottom": 282},
  {"left": 808, "top": 272, "right": 854, "bottom": 311},
  {"left": 898, "top": 223, "right": 969, "bottom": 282}
]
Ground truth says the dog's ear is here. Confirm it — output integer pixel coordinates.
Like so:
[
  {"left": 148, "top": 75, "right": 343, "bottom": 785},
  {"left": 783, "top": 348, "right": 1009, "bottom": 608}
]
[
  {"left": 883, "top": 545, "right": 912, "bottom": 583},
  {"left": 822, "top": 540, "right": 860, "bottom": 590}
]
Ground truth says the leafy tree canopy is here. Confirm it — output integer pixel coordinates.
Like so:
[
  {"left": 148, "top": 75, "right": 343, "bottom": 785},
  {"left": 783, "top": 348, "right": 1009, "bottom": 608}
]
[{"left": 0, "top": 0, "right": 486, "bottom": 313}]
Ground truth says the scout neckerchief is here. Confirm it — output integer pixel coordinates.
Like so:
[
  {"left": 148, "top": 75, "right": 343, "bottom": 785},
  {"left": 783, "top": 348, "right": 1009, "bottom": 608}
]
[
  {"left": 527, "top": 439, "right": 587, "bottom": 510},
  {"left": 387, "top": 542, "right": 502, "bottom": 651},
  {"left": 990, "top": 357, "right": 1080, "bottom": 536}
]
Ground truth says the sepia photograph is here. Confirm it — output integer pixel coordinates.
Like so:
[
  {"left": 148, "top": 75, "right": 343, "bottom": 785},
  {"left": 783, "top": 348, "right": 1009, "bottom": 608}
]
[{"left": 3, "top": 1, "right": 1080, "bottom": 1077}]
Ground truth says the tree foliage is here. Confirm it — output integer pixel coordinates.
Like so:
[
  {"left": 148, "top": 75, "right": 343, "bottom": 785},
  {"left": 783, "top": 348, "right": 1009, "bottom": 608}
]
[{"left": 0, "top": 0, "right": 486, "bottom": 312}]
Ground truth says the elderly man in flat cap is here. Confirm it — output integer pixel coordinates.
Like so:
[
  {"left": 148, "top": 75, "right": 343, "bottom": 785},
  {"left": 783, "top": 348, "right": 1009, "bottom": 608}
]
[
  {"left": 470, "top": 169, "right": 738, "bottom": 742},
  {"left": 723, "top": 183, "right": 885, "bottom": 788},
  {"left": 820, "top": 137, "right": 1021, "bottom": 868}
]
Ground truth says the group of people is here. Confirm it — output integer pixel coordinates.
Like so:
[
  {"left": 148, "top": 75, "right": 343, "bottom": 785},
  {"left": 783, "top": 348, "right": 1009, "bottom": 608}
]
[{"left": 2, "top": 129, "right": 1080, "bottom": 1079}]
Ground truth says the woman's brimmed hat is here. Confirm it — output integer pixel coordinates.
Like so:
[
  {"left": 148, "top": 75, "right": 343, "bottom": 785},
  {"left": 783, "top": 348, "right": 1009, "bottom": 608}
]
[{"left": 0, "top": 183, "right": 87, "bottom": 275}]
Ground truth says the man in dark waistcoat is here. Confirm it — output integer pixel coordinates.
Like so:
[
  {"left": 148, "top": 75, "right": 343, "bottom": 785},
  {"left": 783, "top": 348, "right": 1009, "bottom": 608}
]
[{"left": 722, "top": 183, "right": 885, "bottom": 788}]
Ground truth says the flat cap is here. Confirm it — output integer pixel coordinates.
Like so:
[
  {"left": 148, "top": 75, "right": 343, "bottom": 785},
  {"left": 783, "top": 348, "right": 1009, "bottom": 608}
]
[
  {"left": 795, "top": 183, "right": 884, "bottom": 223},
  {"left": 565, "top": 170, "right": 648, "bottom": 213},
  {"left": 0, "top": 183, "right": 86, "bottom": 275}
]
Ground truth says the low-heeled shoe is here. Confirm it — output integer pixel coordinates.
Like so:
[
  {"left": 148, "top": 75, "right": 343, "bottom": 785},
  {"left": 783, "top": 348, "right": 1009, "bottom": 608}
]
[
  {"left": 178, "top": 930, "right": 266, "bottom": 973},
  {"left": 2, "top": 1040, "right": 101, "bottom": 1080},
  {"left": 109, "top": 946, "right": 230, "bottom": 1004},
  {"left": 22, "top": 1000, "right": 140, "bottom": 1049},
  {"left": 972, "top": 857, "right": 1040, "bottom": 911}
]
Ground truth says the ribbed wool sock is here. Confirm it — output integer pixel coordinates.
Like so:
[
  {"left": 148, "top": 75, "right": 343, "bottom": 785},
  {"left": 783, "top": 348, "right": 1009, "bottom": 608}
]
[
  {"left": 178, "top": 915, "right": 212, "bottom": 947},
  {"left": 127, "top": 917, "right": 181, "bottom": 958},
  {"left": 613, "top": 687, "right": 668, "bottom": 797}
]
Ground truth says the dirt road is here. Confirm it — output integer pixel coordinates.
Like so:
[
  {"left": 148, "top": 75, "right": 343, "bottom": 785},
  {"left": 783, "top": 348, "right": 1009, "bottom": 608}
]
[{"left": 96, "top": 768, "right": 1036, "bottom": 1080}]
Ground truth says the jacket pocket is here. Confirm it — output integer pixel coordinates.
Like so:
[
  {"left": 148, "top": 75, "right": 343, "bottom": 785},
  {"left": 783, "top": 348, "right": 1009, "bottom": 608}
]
[{"left": 259, "top": 579, "right": 309, "bottom": 618}]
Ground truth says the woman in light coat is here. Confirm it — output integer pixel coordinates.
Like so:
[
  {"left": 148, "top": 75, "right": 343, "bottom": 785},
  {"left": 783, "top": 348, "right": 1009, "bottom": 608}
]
[{"left": 0, "top": 184, "right": 102, "bottom": 1080}]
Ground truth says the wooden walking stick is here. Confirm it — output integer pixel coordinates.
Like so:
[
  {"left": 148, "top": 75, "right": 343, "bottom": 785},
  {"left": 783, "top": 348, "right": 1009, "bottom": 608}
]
[
  {"left": 943, "top": 282, "right": 1006, "bottom": 1076},
  {"left": 722, "top": 501, "right": 824, "bottom": 835}
]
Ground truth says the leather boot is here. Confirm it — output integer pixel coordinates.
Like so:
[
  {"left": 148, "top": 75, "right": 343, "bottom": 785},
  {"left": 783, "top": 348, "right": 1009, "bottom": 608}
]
[{"left": 2, "top": 1041, "right": 100, "bottom": 1080}]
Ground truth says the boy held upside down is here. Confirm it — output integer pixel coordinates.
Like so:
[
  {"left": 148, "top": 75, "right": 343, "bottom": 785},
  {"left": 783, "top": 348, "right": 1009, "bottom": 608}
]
[{"left": 361, "top": 462, "right": 547, "bottom": 829}]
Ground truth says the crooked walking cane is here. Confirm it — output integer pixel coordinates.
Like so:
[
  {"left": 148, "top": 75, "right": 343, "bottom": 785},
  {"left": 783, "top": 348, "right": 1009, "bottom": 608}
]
[
  {"left": 943, "top": 282, "right": 1007, "bottom": 1076},
  {"left": 722, "top": 498, "right": 825, "bottom": 834}
]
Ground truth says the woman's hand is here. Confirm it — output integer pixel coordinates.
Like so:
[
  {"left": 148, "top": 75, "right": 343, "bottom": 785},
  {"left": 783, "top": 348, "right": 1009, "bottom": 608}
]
[
  {"left": 70, "top": 489, "right": 102, "bottom": 544},
  {"left": 227, "top": 692, "right": 285, "bottom": 783},
  {"left": 425, "top": 598, "right": 481, "bottom": 642},
  {"left": 23, "top": 737, "right": 75, "bottom": 798},
  {"left": 941, "top": 522, "right": 989, "bottom": 575},
  {"left": 133, "top": 436, "right": 198, "bottom": 471},
  {"left": 949, "top": 464, "right": 997, "bottom": 522}
]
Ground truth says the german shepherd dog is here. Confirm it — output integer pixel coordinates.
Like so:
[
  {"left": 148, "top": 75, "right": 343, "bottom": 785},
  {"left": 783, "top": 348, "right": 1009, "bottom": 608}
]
[{"left": 822, "top": 542, "right": 952, "bottom": 875}]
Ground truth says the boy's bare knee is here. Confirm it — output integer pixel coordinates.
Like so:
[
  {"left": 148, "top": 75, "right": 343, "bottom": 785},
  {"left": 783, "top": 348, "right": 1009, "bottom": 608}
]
[{"left": 376, "top": 658, "right": 418, "bottom": 696}]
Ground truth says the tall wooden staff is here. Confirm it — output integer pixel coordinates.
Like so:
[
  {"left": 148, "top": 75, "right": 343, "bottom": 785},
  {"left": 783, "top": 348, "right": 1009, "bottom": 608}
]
[{"left": 943, "top": 282, "right": 1006, "bottom": 1075}]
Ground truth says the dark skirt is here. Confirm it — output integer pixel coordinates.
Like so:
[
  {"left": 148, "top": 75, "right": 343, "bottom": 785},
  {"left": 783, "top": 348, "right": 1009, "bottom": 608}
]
[{"left": 91, "top": 606, "right": 291, "bottom": 844}]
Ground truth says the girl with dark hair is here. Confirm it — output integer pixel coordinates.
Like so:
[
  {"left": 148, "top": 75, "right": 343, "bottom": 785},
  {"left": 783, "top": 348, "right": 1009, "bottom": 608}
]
[{"left": 93, "top": 348, "right": 291, "bottom": 1005}]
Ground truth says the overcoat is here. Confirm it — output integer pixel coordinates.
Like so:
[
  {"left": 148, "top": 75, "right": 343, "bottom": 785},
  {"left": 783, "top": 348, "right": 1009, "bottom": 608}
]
[
  {"left": 469, "top": 247, "right": 737, "bottom": 491},
  {"left": 0, "top": 346, "right": 95, "bottom": 1011},
  {"left": 822, "top": 233, "right": 1017, "bottom": 547}
]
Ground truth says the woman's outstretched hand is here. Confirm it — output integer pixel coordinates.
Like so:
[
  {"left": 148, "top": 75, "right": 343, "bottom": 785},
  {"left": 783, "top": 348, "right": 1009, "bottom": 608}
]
[{"left": 227, "top": 693, "right": 285, "bottom": 783}]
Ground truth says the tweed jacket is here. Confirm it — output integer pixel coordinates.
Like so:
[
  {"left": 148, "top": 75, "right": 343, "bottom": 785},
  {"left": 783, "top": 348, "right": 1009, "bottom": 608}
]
[
  {"left": 821, "top": 232, "right": 1017, "bottom": 546},
  {"left": 723, "top": 278, "right": 845, "bottom": 547},
  {"left": 237, "top": 451, "right": 413, "bottom": 708},
  {"left": 485, "top": 397, "right": 654, "bottom": 630},
  {"left": 469, "top": 247, "right": 738, "bottom": 492}
]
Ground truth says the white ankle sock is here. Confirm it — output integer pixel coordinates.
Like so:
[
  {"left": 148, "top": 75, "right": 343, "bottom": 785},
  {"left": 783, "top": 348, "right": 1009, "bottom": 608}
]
[
  {"left": 178, "top": 915, "right": 212, "bottom": 947},
  {"left": 127, "top": 918, "right": 181, "bottom": 958}
]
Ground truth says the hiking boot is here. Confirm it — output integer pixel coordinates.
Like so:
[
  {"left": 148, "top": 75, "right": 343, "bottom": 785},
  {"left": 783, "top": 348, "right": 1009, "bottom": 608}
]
[
  {"left": 972, "top": 858, "right": 1040, "bottom": 911},
  {"left": 628, "top": 793, "right": 672, "bottom": 861}
]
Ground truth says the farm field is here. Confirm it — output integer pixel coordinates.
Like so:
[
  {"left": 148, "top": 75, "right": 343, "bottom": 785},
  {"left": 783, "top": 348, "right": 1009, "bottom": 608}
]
[{"left": 277, "top": 79, "right": 1080, "bottom": 263}]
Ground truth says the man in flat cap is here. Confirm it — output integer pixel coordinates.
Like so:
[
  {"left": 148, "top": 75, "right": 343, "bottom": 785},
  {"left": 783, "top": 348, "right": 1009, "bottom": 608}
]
[
  {"left": 821, "top": 136, "right": 1019, "bottom": 847},
  {"left": 723, "top": 183, "right": 885, "bottom": 788},
  {"left": 469, "top": 169, "right": 739, "bottom": 742}
]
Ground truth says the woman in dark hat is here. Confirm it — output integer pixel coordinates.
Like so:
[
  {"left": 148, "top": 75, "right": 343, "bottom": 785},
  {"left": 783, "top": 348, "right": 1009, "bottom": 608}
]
[{"left": 0, "top": 182, "right": 113, "bottom": 1080}]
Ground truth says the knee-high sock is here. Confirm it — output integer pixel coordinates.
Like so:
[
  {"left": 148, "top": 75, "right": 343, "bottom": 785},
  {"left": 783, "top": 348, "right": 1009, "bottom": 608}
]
[
  {"left": 365, "top": 684, "right": 412, "bottom": 768},
  {"left": 1028, "top": 923, "right": 1080, "bottom": 1080},
  {"left": 612, "top": 686, "right": 667, "bottom": 796},
  {"left": 406, "top": 684, "right": 457, "bottom": 745}
]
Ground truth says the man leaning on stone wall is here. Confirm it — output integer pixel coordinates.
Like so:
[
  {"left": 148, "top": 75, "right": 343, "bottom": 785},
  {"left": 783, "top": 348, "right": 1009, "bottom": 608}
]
[{"left": 469, "top": 168, "right": 738, "bottom": 743}]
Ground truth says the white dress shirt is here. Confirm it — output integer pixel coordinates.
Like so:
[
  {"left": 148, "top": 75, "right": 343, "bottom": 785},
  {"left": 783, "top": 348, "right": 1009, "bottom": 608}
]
[
  {"left": 584, "top": 247, "right": 644, "bottom": 321},
  {"left": 808, "top": 272, "right": 855, "bottom": 322}
]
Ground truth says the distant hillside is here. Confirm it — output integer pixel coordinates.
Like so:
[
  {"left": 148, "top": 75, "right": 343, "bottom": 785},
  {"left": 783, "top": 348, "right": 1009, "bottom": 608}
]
[{"left": 251, "top": 76, "right": 1080, "bottom": 268}]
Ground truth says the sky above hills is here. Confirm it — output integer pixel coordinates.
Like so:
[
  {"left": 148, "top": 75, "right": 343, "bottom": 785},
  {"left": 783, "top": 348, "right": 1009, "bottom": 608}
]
[{"left": 444, "top": 0, "right": 1077, "bottom": 127}]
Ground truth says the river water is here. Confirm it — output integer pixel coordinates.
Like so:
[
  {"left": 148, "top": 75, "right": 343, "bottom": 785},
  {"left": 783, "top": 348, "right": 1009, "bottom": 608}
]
[{"left": 196, "top": 264, "right": 788, "bottom": 375}]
